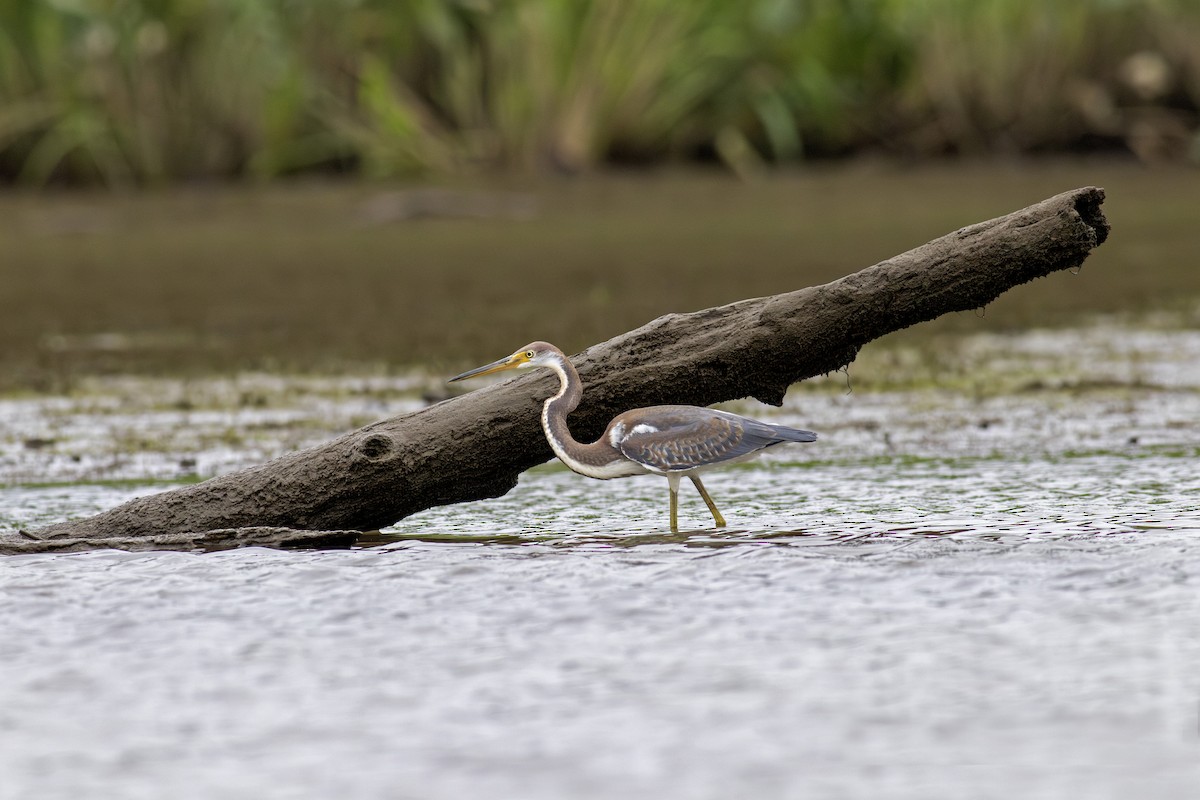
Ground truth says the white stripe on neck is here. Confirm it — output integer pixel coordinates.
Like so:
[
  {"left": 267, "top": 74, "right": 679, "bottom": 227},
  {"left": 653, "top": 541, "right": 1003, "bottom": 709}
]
[{"left": 540, "top": 358, "right": 645, "bottom": 480}]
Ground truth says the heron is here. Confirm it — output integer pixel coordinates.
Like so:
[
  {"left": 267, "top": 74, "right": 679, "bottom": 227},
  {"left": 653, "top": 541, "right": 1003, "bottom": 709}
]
[{"left": 449, "top": 341, "right": 817, "bottom": 532}]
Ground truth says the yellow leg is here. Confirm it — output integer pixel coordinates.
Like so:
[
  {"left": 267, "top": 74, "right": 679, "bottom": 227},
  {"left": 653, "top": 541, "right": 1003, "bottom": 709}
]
[
  {"left": 690, "top": 475, "right": 726, "bottom": 528},
  {"left": 668, "top": 475, "right": 680, "bottom": 532}
]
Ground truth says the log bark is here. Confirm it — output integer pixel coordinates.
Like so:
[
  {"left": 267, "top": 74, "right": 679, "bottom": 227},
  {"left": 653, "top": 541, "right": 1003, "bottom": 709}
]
[{"left": 9, "top": 187, "right": 1109, "bottom": 553}]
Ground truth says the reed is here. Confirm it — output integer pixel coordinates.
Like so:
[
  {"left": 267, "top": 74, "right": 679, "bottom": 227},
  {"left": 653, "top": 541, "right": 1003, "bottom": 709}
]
[{"left": 0, "top": 0, "right": 1195, "bottom": 185}]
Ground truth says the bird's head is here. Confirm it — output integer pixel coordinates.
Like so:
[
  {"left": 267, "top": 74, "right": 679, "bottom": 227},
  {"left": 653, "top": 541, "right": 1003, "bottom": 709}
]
[{"left": 448, "top": 341, "right": 564, "bottom": 382}]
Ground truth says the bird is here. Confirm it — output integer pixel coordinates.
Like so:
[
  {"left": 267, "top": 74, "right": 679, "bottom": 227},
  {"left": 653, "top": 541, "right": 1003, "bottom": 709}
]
[{"left": 449, "top": 341, "right": 817, "bottom": 532}]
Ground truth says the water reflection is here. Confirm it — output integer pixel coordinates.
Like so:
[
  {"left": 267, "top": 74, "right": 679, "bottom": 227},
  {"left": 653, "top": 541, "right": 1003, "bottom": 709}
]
[
  {"left": 2, "top": 324, "right": 1200, "bottom": 799},
  {"left": 379, "top": 450, "right": 1199, "bottom": 550}
]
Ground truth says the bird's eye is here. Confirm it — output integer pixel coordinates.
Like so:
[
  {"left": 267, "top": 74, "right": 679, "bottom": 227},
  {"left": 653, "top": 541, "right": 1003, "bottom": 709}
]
[{"left": 524, "top": 350, "right": 535, "bottom": 359}]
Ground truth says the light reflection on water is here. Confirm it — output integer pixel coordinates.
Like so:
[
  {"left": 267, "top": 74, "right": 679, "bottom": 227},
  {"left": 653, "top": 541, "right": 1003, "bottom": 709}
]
[
  {"left": 4, "top": 452, "right": 1198, "bottom": 798},
  {"left": 381, "top": 452, "right": 1199, "bottom": 547},
  {"left": 2, "top": 324, "right": 1200, "bottom": 798}
]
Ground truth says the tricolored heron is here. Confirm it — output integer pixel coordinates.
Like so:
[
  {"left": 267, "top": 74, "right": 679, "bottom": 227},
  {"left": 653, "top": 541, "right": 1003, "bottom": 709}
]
[{"left": 449, "top": 342, "right": 817, "bottom": 532}]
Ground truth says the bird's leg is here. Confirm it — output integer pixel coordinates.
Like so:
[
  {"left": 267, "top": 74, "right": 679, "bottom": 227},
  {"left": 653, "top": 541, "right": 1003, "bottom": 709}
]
[
  {"left": 668, "top": 474, "right": 681, "bottom": 533},
  {"left": 690, "top": 475, "right": 727, "bottom": 528}
]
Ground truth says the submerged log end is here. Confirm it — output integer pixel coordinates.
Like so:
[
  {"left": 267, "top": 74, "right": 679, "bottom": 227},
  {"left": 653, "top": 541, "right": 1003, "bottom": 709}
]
[{"left": 1, "top": 526, "right": 361, "bottom": 555}]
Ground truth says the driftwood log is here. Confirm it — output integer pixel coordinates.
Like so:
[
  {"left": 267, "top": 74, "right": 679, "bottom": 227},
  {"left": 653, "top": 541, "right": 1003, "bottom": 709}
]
[{"left": 7, "top": 187, "right": 1109, "bottom": 554}]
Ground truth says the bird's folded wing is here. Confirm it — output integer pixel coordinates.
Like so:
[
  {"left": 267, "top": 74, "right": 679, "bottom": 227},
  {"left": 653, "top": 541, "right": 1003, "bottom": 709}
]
[{"left": 615, "top": 410, "right": 785, "bottom": 472}]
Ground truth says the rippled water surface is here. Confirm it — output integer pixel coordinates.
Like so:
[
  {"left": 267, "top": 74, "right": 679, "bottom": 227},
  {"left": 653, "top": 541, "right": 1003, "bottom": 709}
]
[{"left": 2, "top": 325, "right": 1200, "bottom": 799}]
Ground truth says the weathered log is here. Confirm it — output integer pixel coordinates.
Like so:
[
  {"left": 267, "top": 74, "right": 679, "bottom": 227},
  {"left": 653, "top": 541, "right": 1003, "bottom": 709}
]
[{"left": 16, "top": 187, "right": 1108, "bottom": 552}]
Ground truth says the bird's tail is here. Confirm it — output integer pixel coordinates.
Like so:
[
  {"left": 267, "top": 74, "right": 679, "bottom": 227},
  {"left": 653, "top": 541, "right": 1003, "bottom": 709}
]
[{"left": 772, "top": 425, "right": 817, "bottom": 443}]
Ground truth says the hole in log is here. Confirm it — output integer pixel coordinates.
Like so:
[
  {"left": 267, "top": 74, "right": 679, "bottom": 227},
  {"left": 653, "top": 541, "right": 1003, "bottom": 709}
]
[{"left": 355, "top": 433, "right": 397, "bottom": 463}]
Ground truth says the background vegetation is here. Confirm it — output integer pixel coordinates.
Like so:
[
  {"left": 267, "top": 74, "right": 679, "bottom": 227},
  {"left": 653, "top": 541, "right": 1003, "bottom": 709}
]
[{"left": 1, "top": 0, "right": 1197, "bottom": 186}]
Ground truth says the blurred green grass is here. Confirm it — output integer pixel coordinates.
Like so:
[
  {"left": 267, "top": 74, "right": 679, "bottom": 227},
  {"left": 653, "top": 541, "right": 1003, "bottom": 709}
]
[
  {"left": 0, "top": 0, "right": 1197, "bottom": 184},
  {"left": 1, "top": 161, "right": 1196, "bottom": 391}
]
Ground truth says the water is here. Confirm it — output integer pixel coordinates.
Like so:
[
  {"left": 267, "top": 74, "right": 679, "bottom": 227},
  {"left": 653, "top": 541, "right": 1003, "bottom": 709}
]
[{"left": 2, "top": 324, "right": 1200, "bottom": 799}]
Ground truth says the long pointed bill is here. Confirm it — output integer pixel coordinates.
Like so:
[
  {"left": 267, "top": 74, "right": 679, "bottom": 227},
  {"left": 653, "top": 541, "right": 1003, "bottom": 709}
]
[{"left": 448, "top": 354, "right": 523, "bottom": 383}]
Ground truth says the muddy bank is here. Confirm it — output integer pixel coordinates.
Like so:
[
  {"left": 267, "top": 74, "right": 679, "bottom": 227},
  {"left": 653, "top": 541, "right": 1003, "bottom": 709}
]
[{"left": 3, "top": 163, "right": 1194, "bottom": 390}]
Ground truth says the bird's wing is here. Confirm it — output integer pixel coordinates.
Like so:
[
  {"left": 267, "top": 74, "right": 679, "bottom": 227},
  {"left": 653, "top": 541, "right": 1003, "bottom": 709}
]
[{"left": 612, "top": 406, "right": 809, "bottom": 473}]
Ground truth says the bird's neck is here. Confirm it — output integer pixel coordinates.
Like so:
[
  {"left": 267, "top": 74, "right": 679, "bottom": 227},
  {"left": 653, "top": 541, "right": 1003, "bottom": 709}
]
[
  {"left": 542, "top": 357, "right": 583, "bottom": 450},
  {"left": 539, "top": 354, "right": 637, "bottom": 479}
]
